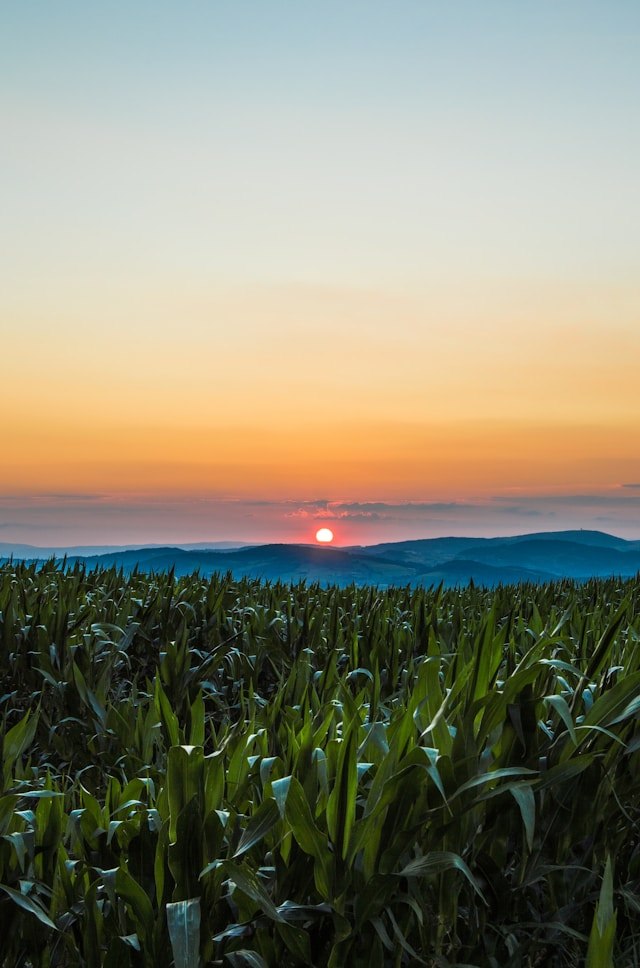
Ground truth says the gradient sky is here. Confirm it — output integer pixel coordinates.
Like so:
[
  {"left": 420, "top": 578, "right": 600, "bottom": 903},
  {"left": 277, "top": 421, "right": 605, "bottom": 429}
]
[{"left": 3, "top": 1, "right": 640, "bottom": 545}]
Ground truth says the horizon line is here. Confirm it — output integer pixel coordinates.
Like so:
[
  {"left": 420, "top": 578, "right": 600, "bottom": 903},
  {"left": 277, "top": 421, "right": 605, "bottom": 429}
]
[{"left": 1, "top": 525, "right": 638, "bottom": 555}]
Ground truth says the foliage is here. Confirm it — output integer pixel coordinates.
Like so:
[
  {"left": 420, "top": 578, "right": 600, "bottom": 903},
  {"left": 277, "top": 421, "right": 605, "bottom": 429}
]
[{"left": 0, "top": 559, "right": 639, "bottom": 965}]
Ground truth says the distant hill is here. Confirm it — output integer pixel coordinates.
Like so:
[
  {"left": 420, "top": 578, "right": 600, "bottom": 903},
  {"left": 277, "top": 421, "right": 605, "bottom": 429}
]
[
  {"left": 502, "top": 529, "right": 635, "bottom": 549},
  {"left": 0, "top": 540, "right": 250, "bottom": 559},
  {"left": 2, "top": 529, "right": 640, "bottom": 587},
  {"left": 66, "top": 544, "right": 412, "bottom": 586},
  {"left": 412, "top": 558, "right": 555, "bottom": 586},
  {"left": 457, "top": 538, "right": 640, "bottom": 578}
]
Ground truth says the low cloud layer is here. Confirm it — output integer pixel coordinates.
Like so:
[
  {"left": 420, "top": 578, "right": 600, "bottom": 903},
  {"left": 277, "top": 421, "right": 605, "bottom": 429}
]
[{"left": 1, "top": 487, "right": 639, "bottom": 547}]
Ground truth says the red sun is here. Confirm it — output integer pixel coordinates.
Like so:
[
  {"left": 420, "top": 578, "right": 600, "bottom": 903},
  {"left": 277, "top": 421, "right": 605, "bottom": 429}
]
[{"left": 315, "top": 528, "right": 334, "bottom": 543}]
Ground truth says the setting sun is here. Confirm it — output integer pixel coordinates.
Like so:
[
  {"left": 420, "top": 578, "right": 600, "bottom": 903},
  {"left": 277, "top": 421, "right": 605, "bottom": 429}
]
[{"left": 315, "top": 528, "right": 334, "bottom": 544}]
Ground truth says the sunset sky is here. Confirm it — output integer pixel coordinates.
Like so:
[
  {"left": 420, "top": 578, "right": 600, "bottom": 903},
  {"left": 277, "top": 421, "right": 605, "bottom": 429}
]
[{"left": 3, "top": 1, "right": 640, "bottom": 545}]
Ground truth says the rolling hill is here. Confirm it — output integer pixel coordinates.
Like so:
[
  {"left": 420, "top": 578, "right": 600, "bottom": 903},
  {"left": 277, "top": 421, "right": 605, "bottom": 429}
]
[{"left": 2, "top": 529, "right": 640, "bottom": 587}]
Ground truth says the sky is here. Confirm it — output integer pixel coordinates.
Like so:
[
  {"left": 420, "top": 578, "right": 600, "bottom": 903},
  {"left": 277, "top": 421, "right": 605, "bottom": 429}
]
[{"left": 2, "top": 1, "right": 640, "bottom": 546}]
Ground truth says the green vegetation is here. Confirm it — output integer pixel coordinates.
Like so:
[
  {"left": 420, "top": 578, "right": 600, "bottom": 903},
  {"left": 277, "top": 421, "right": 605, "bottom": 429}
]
[{"left": 1, "top": 561, "right": 639, "bottom": 966}]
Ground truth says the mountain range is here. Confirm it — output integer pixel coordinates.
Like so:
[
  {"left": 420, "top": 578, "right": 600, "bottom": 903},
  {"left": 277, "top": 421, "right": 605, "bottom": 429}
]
[{"left": 2, "top": 530, "right": 640, "bottom": 587}]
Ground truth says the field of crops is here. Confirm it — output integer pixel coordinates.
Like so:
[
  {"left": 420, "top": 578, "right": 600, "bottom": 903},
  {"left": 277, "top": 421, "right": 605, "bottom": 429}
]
[{"left": 1, "top": 561, "right": 639, "bottom": 966}]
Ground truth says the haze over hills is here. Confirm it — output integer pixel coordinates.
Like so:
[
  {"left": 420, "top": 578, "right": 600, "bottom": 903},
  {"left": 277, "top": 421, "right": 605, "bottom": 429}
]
[
  {"left": 0, "top": 540, "right": 250, "bottom": 559},
  {"left": 2, "top": 530, "right": 640, "bottom": 587}
]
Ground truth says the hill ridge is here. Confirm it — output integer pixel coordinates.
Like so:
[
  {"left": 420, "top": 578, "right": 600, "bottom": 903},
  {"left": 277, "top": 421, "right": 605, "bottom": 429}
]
[{"left": 3, "top": 529, "right": 640, "bottom": 587}]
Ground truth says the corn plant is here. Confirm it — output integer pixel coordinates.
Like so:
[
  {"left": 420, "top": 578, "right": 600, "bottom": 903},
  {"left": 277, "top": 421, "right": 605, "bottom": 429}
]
[{"left": 0, "top": 560, "right": 639, "bottom": 965}]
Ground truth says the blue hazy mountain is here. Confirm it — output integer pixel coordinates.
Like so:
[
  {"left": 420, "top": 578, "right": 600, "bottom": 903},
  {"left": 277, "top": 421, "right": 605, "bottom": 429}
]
[
  {"left": 0, "top": 540, "right": 249, "bottom": 559},
  {"left": 3, "top": 529, "right": 640, "bottom": 587}
]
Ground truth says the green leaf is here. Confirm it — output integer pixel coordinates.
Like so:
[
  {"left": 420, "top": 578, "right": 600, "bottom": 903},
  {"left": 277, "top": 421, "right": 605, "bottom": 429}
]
[
  {"left": 586, "top": 856, "right": 617, "bottom": 968},
  {"left": 226, "top": 952, "right": 269, "bottom": 968},
  {"left": 222, "top": 861, "right": 282, "bottom": 922},
  {"left": 3, "top": 708, "right": 38, "bottom": 763},
  {"left": 545, "top": 694, "right": 578, "bottom": 745},
  {"left": 581, "top": 672, "right": 640, "bottom": 728},
  {"left": 2, "top": 832, "right": 30, "bottom": 870},
  {"left": 72, "top": 662, "right": 106, "bottom": 727},
  {"left": 155, "top": 677, "right": 181, "bottom": 747},
  {"left": 276, "top": 921, "right": 313, "bottom": 965},
  {"left": 0, "top": 883, "right": 57, "bottom": 930},
  {"left": 167, "top": 745, "right": 204, "bottom": 843},
  {"left": 284, "top": 777, "right": 332, "bottom": 898},
  {"left": 451, "top": 767, "right": 537, "bottom": 799},
  {"left": 387, "top": 906, "right": 427, "bottom": 965},
  {"left": 3, "top": 708, "right": 38, "bottom": 783},
  {"left": 189, "top": 691, "right": 205, "bottom": 747},
  {"left": 120, "top": 934, "right": 141, "bottom": 951},
  {"left": 115, "top": 868, "right": 155, "bottom": 946},
  {"left": 509, "top": 784, "right": 535, "bottom": 852},
  {"left": 326, "top": 718, "right": 358, "bottom": 859},
  {"left": 535, "top": 753, "right": 598, "bottom": 790},
  {"left": 271, "top": 776, "right": 291, "bottom": 819},
  {"left": 233, "top": 798, "right": 279, "bottom": 859},
  {"left": 586, "top": 601, "right": 628, "bottom": 682},
  {"left": 396, "top": 851, "right": 486, "bottom": 902},
  {"left": 167, "top": 897, "right": 201, "bottom": 968}
]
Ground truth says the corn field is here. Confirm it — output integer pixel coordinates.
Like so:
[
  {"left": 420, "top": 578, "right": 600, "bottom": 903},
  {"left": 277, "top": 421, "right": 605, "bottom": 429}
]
[{"left": 1, "top": 560, "right": 639, "bottom": 966}]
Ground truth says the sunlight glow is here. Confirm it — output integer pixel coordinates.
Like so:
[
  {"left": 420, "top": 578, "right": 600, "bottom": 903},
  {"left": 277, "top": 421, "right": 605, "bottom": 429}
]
[{"left": 315, "top": 528, "right": 334, "bottom": 543}]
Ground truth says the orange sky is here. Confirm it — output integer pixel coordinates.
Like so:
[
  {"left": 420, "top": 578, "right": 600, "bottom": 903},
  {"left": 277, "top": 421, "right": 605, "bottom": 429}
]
[
  {"left": 6, "top": 282, "right": 640, "bottom": 497},
  {"left": 2, "top": 3, "right": 640, "bottom": 544},
  {"left": 4, "top": 282, "right": 640, "bottom": 544},
  {"left": 4, "top": 273, "right": 640, "bottom": 549}
]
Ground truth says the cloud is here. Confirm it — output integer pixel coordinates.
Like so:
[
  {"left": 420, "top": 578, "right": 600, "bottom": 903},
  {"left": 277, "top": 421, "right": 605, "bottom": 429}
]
[
  {"left": 285, "top": 500, "right": 552, "bottom": 521},
  {"left": 2, "top": 489, "right": 638, "bottom": 545},
  {"left": 336, "top": 501, "right": 480, "bottom": 513},
  {"left": 284, "top": 500, "right": 490, "bottom": 520},
  {"left": 492, "top": 493, "right": 640, "bottom": 508},
  {"left": 495, "top": 506, "right": 546, "bottom": 517},
  {"left": 0, "top": 492, "right": 106, "bottom": 506},
  {"left": 0, "top": 521, "right": 62, "bottom": 530}
]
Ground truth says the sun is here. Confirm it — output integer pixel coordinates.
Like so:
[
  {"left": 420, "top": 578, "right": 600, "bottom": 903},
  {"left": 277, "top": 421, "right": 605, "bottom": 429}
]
[{"left": 315, "top": 527, "right": 334, "bottom": 544}]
